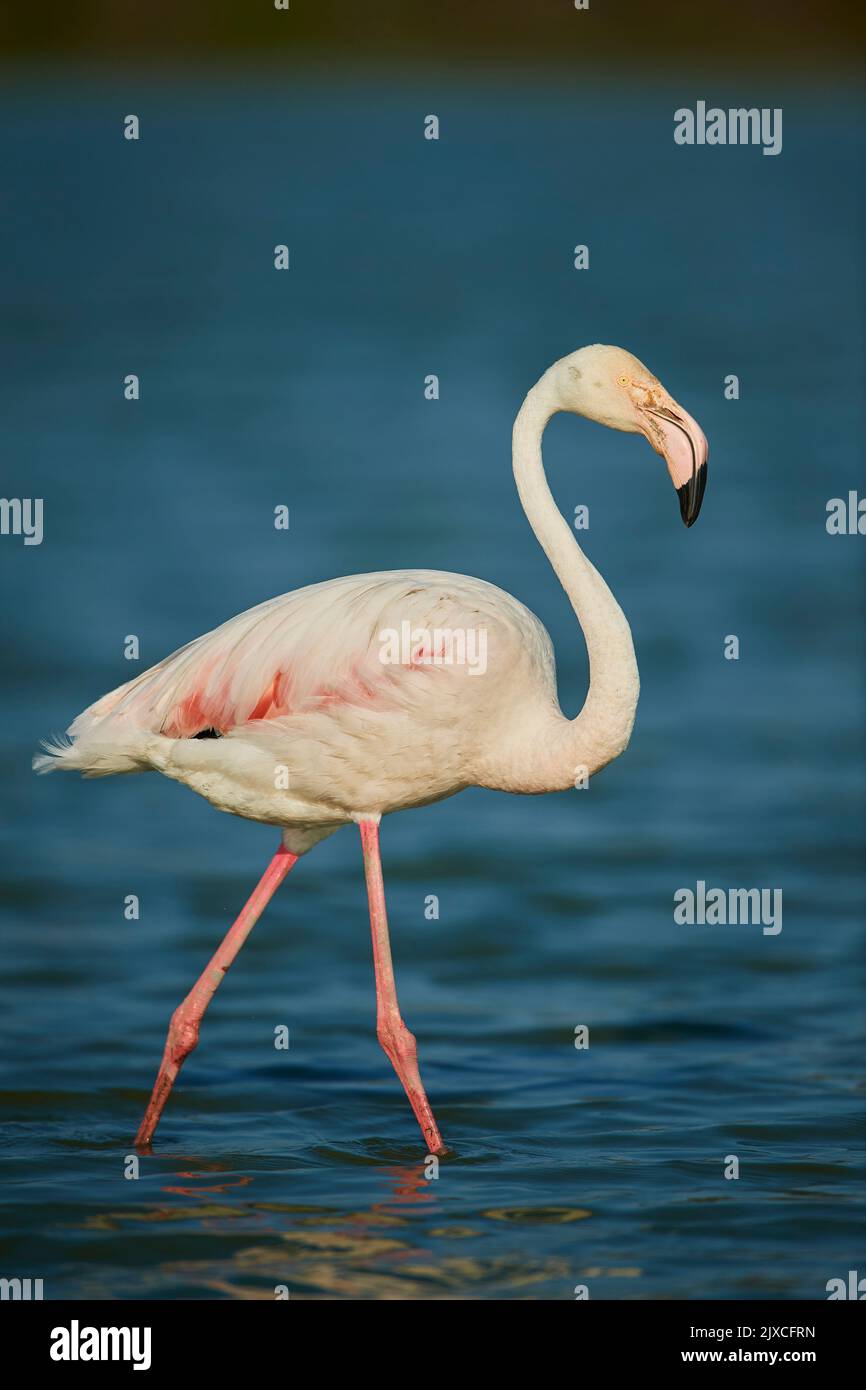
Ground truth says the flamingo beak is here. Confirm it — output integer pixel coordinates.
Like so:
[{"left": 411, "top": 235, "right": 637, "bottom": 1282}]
[{"left": 641, "top": 401, "right": 709, "bottom": 527}]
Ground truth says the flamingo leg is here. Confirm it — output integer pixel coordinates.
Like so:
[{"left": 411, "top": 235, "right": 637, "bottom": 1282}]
[
  {"left": 359, "top": 820, "right": 446, "bottom": 1156},
  {"left": 134, "top": 841, "right": 298, "bottom": 1148}
]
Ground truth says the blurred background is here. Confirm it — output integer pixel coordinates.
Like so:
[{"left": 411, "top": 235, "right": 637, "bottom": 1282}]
[{"left": 0, "top": 3, "right": 864, "bottom": 1300}]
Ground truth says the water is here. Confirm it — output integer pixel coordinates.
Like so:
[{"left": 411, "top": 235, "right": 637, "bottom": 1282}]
[{"left": 1, "top": 74, "right": 864, "bottom": 1300}]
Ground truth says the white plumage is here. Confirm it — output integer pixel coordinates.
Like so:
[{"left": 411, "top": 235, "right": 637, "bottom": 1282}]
[
  {"left": 34, "top": 346, "right": 707, "bottom": 1152},
  {"left": 36, "top": 568, "right": 567, "bottom": 851}
]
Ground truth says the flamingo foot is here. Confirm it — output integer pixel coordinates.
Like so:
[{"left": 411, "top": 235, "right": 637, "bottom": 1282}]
[{"left": 377, "top": 1015, "right": 448, "bottom": 1156}]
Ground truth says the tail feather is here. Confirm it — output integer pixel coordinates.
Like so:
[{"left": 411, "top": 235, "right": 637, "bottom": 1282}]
[
  {"left": 32, "top": 735, "right": 74, "bottom": 775},
  {"left": 32, "top": 727, "right": 154, "bottom": 778}
]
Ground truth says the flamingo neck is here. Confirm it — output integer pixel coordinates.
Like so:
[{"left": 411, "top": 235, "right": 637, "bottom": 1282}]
[{"left": 511, "top": 375, "right": 640, "bottom": 786}]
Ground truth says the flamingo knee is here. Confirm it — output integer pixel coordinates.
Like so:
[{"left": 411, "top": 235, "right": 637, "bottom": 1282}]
[
  {"left": 167, "top": 1003, "right": 201, "bottom": 1066},
  {"left": 377, "top": 1016, "right": 418, "bottom": 1067},
  {"left": 134, "top": 843, "right": 298, "bottom": 1149}
]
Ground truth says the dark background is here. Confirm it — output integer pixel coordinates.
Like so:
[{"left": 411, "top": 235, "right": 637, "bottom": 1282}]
[{"left": 2, "top": 1, "right": 865, "bottom": 71}]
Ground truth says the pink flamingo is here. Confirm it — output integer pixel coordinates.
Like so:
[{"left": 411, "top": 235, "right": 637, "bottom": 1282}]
[{"left": 35, "top": 345, "right": 708, "bottom": 1155}]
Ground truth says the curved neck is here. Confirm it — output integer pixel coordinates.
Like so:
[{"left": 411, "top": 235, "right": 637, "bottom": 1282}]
[{"left": 512, "top": 375, "right": 639, "bottom": 782}]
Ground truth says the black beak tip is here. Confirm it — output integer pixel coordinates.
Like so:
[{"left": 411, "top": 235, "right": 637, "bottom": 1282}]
[{"left": 677, "top": 461, "right": 708, "bottom": 527}]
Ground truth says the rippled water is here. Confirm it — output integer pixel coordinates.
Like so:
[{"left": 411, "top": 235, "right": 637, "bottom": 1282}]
[{"left": 1, "top": 74, "right": 864, "bottom": 1299}]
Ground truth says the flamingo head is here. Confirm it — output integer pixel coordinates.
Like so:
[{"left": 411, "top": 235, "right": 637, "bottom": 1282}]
[{"left": 552, "top": 344, "right": 709, "bottom": 527}]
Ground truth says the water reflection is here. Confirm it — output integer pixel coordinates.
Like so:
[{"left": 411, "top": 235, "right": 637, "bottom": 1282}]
[{"left": 75, "top": 1155, "right": 588, "bottom": 1298}]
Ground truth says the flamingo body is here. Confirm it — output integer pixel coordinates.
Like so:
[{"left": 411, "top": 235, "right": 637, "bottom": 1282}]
[
  {"left": 34, "top": 345, "right": 708, "bottom": 1151},
  {"left": 37, "top": 569, "right": 565, "bottom": 852}
]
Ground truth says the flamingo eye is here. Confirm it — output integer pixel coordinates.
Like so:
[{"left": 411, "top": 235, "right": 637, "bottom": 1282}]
[{"left": 618, "top": 375, "right": 629, "bottom": 386}]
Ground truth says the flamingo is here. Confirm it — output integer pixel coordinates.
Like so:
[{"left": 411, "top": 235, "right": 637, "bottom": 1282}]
[{"left": 34, "top": 344, "right": 708, "bottom": 1156}]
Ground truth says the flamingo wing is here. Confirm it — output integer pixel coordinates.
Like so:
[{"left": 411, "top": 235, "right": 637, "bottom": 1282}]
[{"left": 50, "top": 570, "right": 545, "bottom": 759}]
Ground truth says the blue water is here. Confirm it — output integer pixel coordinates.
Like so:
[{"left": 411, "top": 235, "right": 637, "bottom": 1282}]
[{"left": 1, "top": 74, "right": 864, "bottom": 1300}]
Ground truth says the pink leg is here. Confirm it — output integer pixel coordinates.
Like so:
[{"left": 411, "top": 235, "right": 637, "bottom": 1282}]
[
  {"left": 134, "top": 842, "right": 298, "bottom": 1148},
  {"left": 359, "top": 820, "right": 446, "bottom": 1156}
]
